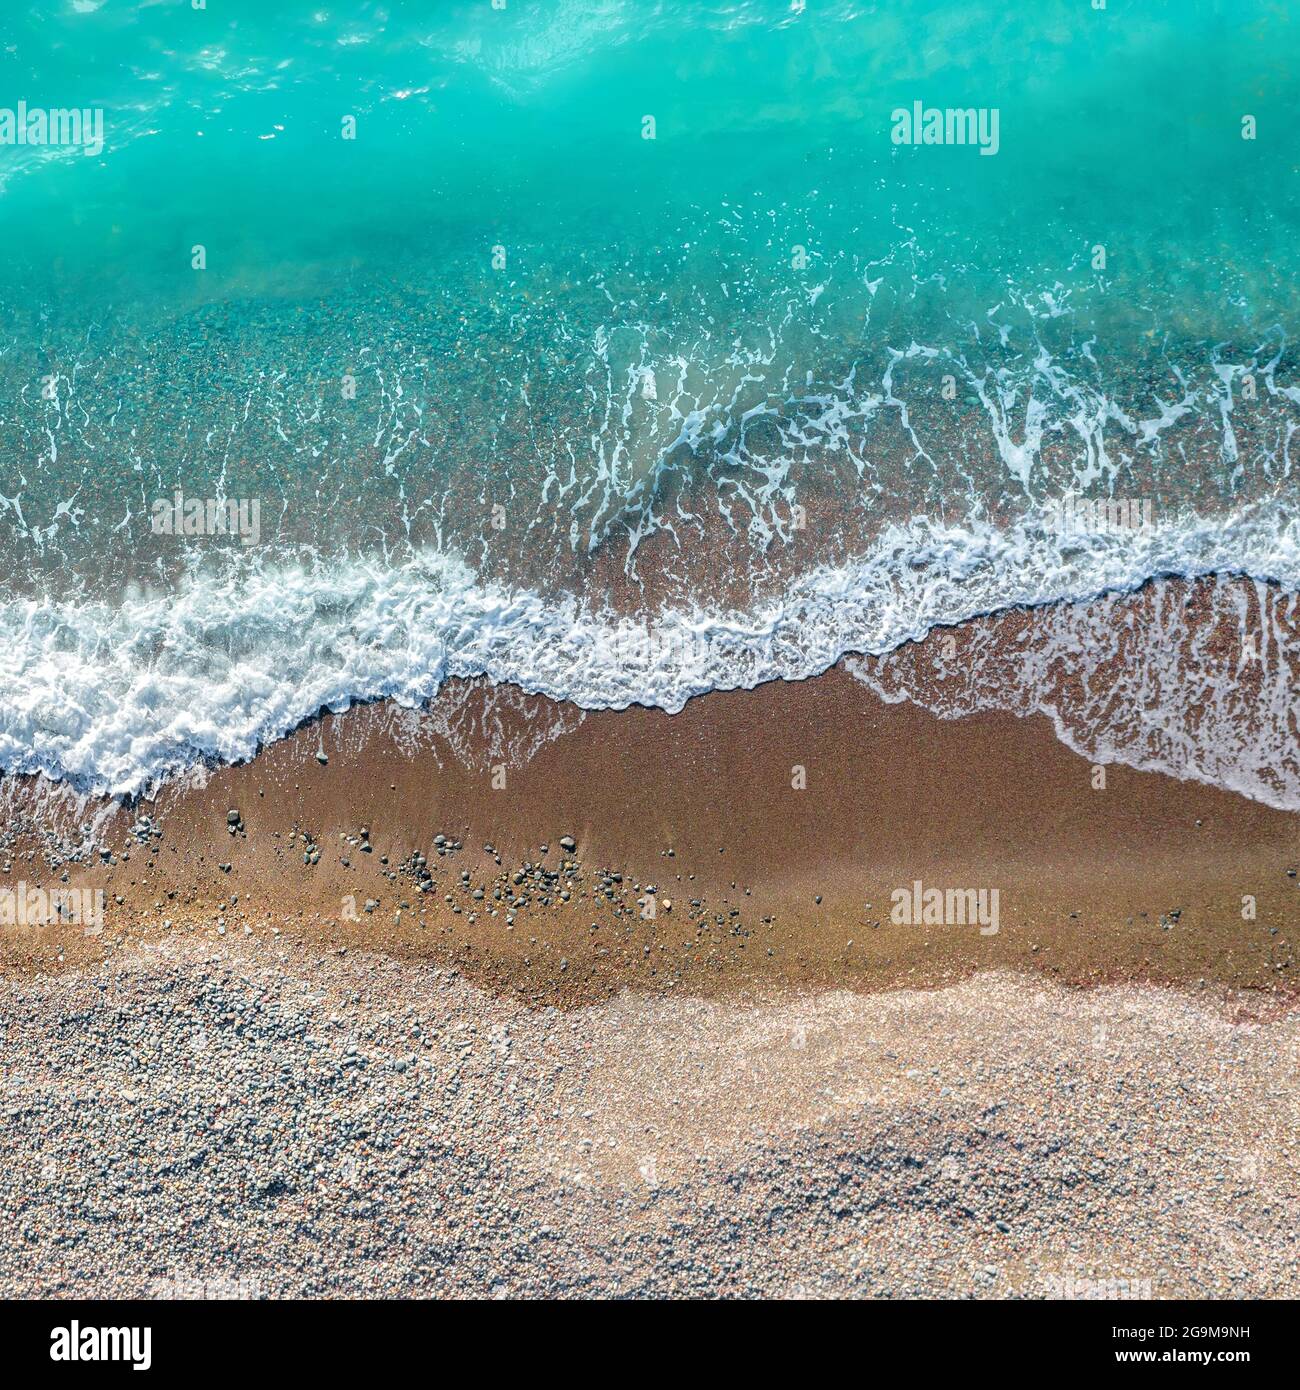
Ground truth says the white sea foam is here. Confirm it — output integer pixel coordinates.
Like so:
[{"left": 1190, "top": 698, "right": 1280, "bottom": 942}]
[
  {"left": 0, "top": 500, "right": 1296, "bottom": 799},
  {"left": 849, "top": 573, "right": 1300, "bottom": 811}
]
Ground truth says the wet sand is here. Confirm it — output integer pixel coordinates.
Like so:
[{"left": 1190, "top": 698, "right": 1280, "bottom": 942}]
[{"left": 2, "top": 664, "right": 1296, "bottom": 1007}]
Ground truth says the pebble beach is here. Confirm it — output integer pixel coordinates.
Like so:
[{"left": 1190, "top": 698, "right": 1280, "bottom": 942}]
[{"left": 3, "top": 934, "right": 1295, "bottom": 1300}]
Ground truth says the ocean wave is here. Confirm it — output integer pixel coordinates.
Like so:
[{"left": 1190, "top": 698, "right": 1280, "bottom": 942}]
[
  {"left": 848, "top": 572, "right": 1300, "bottom": 812},
  {"left": 0, "top": 499, "right": 1297, "bottom": 798}
]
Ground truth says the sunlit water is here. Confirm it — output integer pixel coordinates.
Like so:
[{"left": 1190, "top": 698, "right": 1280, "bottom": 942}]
[{"left": 0, "top": 1, "right": 1296, "bottom": 797}]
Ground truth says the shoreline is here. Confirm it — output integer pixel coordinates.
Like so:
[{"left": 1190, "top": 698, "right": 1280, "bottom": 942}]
[
  {"left": 3, "top": 661, "right": 1296, "bottom": 1009},
  {"left": 3, "top": 600, "right": 1297, "bottom": 1301}
]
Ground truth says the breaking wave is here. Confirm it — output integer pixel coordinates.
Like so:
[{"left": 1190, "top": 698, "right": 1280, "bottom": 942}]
[{"left": 1, "top": 498, "right": 1297, "bottom": 799}]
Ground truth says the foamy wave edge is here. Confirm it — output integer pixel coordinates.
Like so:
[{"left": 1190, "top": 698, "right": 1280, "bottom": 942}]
[{"left": 1, "top": 501, "right": 1297, "bottom": 799}]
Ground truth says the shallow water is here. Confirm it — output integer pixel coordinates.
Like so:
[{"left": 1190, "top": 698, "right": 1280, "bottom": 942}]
[{"left": 0, "top": 1, "right": 1296, "bottom": 795}]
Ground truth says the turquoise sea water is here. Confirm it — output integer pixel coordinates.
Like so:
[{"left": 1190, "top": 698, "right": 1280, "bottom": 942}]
[{"left": 0, "top": 1, "right": 1297, "bottom": 796}]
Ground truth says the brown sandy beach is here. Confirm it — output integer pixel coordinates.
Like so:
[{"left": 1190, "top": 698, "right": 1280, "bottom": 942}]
[
  {"left": 3, "top": 661, "right": 1296, "bottom": 1005},
  {"left": 1, "top": 653, "right": 1297, "bottom": 1298}
]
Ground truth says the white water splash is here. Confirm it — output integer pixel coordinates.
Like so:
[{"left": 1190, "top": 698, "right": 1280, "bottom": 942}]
[
  {"left": 0, "top": 498, "right": 1297, "bottom": 799},
  {"left": 848, "top": 573, "right": 1300, "bottom": 811}
]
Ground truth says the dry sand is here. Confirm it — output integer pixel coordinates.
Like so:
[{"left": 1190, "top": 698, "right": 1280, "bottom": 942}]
[{"left": 2, "top": 934, "right": 1295, "bottom": 1299}]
